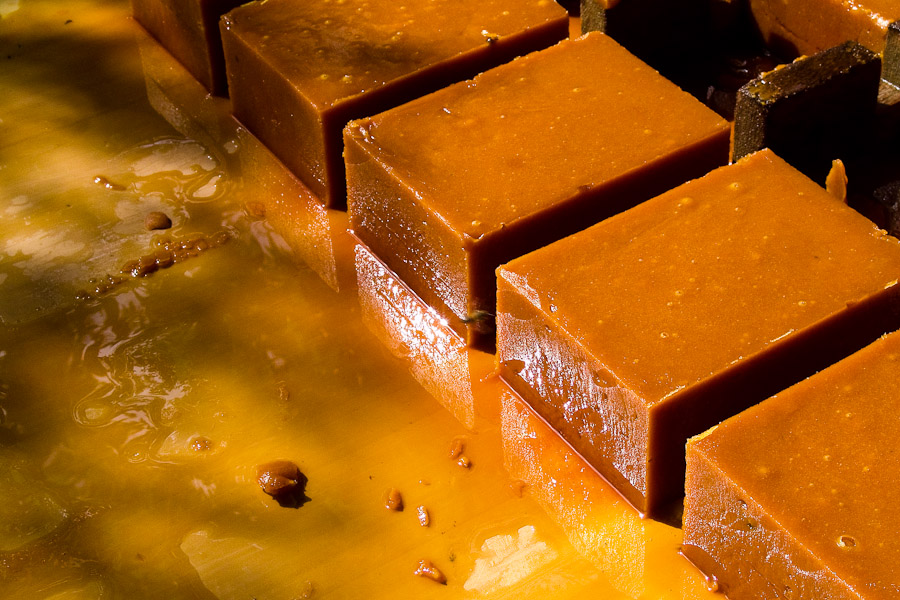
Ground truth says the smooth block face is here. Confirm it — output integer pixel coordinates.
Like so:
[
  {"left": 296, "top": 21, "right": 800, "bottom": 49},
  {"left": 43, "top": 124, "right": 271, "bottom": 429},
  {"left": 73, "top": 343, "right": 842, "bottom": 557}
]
[
  {"left": 748, "top": 0, "right": 900, "bottom": 56},
  {"left": 132, "top": 0, "right": 246, "bottom": 95},
  {"left": 345, "top": 32, "right": 730, "bottom": 349},
  {"left": 683, "top": 330, "right": 900, "bottom": 599},
  {"left": 496, "top": 149, "right": 900, "bottom": 517},
  {"left": 220, "top": 0, "right": 568, "bottom": 209}
]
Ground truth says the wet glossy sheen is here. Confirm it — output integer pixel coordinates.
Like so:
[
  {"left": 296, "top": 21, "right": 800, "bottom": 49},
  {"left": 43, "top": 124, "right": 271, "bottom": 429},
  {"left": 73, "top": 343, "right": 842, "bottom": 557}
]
[
  {"left": 0, "top": 1, "right": 716, "bottom": 598},
  {"left": 350, "top": 32, "right": 728, "bottom": 237},
  {"left": 748, "top": 0, "right": 900, "bottom": 54},
  {"left": 222, "top": 0, "right": 567, "bottom": 109},
  {"left": 501, "top": 150, "right": 900, "bottom": 404},
  {"left": 686, "top": 331, "right": 900, "bottom": 598}
]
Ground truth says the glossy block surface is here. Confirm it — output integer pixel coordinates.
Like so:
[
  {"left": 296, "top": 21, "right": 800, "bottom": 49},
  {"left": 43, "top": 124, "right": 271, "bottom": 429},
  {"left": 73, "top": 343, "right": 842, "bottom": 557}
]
[
  {"left": 346, "top": 32, "right": 729, "bottom": 348},
  {"left": 220, "top": 0, "right": 568, "bottom": 207},
  {"left": 497, "top": 149, "right": 900, "bottom": 516},
  {"left": 2, "top": 3, "right": 721, "bottom": 596},
  {"left": 132, "top": 0, "right": 245, "bottom": 94},
  {"left": 748, "top": 0, "right": 900, "bottom": 56},
  {"left": 684, "top": 330, "right": 900, "bottom": 599}
]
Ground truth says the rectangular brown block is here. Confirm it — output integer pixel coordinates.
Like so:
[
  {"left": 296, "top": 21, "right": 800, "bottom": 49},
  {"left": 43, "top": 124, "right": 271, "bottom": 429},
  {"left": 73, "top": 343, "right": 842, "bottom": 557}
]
[
  {"left": 733, "top": 41, "right": 881, "bottom": 185},
  {"left": 496, "top": 149, "right": 900, "bottom": 518},
  {"left": 220, "top": 0, "right": 568, "bottom": 209},
  {"left": 579, "top": 0, "right": 711, "bottom": 66},
  {"left": 684, "top": 329, "right": 900, "bottom": 599},
  {"left": 345, "top": 32, "right": 729, "bottom": 350},
  {"left": 132, "top": 0, "right": 246, "bottom": 95}
]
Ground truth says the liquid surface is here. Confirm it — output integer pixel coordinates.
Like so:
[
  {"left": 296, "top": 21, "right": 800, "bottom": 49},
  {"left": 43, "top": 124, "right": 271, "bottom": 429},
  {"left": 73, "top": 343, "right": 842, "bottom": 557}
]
[{"left": 0, "top": 1, "right": 717, "bottom": 598}]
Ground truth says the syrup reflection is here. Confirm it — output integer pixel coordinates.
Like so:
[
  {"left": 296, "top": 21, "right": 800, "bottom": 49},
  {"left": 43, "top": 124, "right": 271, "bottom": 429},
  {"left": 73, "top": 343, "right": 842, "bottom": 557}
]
[
  {"left": 235, "top": 124, "right": 354, "bottom": 291},
  {"left": 499, "top": 386, "right": 717, "bottom": 600},
  {"left": 354, "top": 240, "right": 499, "bottom": 429},
  {"left": 138, "top": 32, "right": 353, "bottom": 292},
  {"left": 137, "top": 34, "right": 238, "bottom": 164},
  {"left": 129, "top": 10, "right": 719, "bottom": 597}
]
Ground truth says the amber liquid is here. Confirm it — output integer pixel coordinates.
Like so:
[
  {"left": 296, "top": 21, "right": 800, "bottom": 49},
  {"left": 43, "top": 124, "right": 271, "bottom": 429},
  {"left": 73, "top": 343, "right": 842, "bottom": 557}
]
[{"left": 0, "top": 1, "right": 718, "bottom": 597}]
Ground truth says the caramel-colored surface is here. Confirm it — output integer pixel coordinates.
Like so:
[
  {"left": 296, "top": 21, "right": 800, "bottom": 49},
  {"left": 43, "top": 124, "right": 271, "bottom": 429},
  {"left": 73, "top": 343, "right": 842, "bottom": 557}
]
[
  {"left": 348, "top": 32, "right": 728, "bottom": 239},
  {"left": 0, "top": 1, "right": 718, "bottom": 598},
  {"left": 221, "top": 0, "right": 567, "bottom": 207},
  {"left": 501, "top": 150, "right": 900, "bottom": 406},
  {"left": 748, "top": 0, "right": 900, "bottom": 55},
  {"left": 222, "top": 0, "right": 566, "bottom": 110},
  {"left": 132, "top": 0, "right": 244, "bottom": 94},
  {"left": 684, "top": 330, "right": 900, "bottom": 599},
  {"left": 496, "top": 149, "right": 900, "bottom": 515},
  {"left": 346, "top": 32, "right": 728, "bottom": 346}
]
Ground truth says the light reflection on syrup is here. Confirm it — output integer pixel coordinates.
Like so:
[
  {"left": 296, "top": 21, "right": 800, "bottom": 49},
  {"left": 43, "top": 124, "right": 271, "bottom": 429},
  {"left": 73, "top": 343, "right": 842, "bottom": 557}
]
[
  {"left": 198, "top": 39, "right": 713, "bottom": 600},
  {"left": 499, "top": 386, "right": 718, "bottom": 600},
  {"left": 1, "top": 2, "right": 728, "bottom": 597},
  {"left": 355, "top": 240, "right": 481, "bottom": 428},
  {"left": 235, "top": 124, "right": 351, "bottom": 291},
  {"left": 69, "top": 285, "right": 194, "bottom": 466},
  {"left": 113, "top": 137, "right": 227, "bottom": 204},
  {"left": 139, "top": 32, "right": 351, "bottom": 291}
]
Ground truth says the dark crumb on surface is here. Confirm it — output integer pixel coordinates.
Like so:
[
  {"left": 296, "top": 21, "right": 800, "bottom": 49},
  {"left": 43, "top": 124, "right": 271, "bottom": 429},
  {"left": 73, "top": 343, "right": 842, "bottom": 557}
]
[
  {"left": 416, "top": 505, "right": 430, "bottom": 527},
  {"left": 119, "top": 231, "right": 230, "bottom": 279},
  {"left": 414, "top": 559, "right": 447, "bottom": 585},
  {"left": 448, "top": 437, "right": 465, "bottom": 459},
  {"left": 509, "top": 479, "right": 527, "bottom": 497},
  {"left": 144, "top": 211, "right": 173, "bottom": 231},
  {"left": 384, "top": 488, "right": 404, "bottom": 511},
  {"left": 190, "top": 436, "right": 213, "bottom": 452},
  {"left": 257, "top": 460, "right": 310, "bottom": 508},
  {"left": 76, "top": 273, "right": 126, "bottom": 301}
]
